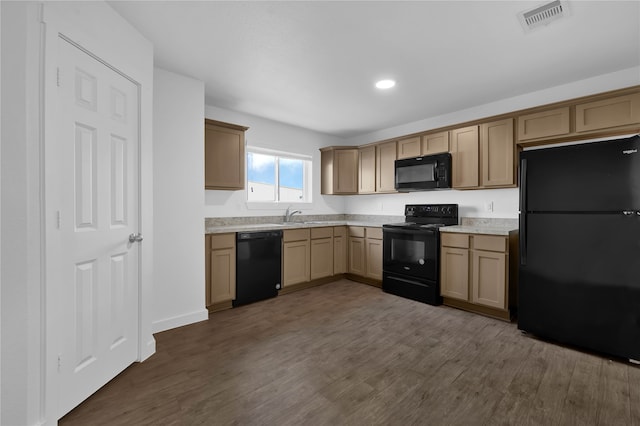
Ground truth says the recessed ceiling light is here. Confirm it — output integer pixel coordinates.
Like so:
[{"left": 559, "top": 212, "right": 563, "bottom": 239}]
[{"left": 375, "top": 79, "right": 396, "bottom": 89}]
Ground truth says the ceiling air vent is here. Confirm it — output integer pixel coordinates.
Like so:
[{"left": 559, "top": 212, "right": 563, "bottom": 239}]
[{"left": 518, "top": 0, "right": 569, "bottom": 33}]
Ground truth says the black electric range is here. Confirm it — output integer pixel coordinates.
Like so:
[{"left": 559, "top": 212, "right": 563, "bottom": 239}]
[{"left": 382, "top": 204, "right": 459, "bottom": 305}]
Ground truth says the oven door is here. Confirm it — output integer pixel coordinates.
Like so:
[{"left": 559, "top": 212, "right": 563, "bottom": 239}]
[{"left": 383, "top": 227, "right": 439, "bottom": 281}]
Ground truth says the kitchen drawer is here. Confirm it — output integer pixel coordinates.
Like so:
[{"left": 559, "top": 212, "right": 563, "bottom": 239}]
[
  {"left": 333, "top": 226, "right": 347, "bottom": 238},
  {"left": 283, "top": 228, "right": 310, "bottom": 242},
  {"left": 365, "top": 227, "right": 383, "bottom": 240},
  {"left": 441, "top": 233, "right": 469, "bottom": 249},
  {"left": 311, "top": 227, "right": 333, "bottom": 239},
  {"left": 349, "top": 226, "right": 365, "bottom": 238},
  {"left": 473, "top": 235, "right": 507, "bottom": 252},
  {"left": 210, "top": 233, "right": 235, "bottom": 250}
]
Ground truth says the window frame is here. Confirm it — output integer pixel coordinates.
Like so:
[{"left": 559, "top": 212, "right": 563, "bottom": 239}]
[{"left": 245, "top": 146, "right": 313, "bottom": 208}]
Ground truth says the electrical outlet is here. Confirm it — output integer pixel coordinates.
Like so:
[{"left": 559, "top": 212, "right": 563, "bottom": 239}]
[{"left": 484, "top": 201, "right": 494, "bottom": 212}]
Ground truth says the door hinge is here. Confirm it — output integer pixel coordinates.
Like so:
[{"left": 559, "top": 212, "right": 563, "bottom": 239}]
[
  {"left": 57, "top": 354, "right": 62, "bottom": 372},
  {"left": 56, "top": 210, "right": 61, "bottom": 229},
  {"left": 56, "top": 67, "right": 60, "bottom": 87}
]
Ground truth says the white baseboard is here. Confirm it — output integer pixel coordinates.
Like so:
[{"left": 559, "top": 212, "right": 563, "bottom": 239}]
[{"left": 152, "top": 309, "right": 209, "bottom": 334}]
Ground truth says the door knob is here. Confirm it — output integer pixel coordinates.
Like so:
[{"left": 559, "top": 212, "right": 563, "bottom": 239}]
[{"left": 128, "top": 233, "right": 144, "bottom": 243}]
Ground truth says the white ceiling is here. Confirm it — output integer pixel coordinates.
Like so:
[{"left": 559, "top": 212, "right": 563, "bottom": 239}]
[{"left": 109, "top": 1, "right": 640, "bottom": 138}]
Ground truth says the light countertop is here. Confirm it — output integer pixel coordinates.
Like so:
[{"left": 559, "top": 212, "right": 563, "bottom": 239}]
[{"left": 206, "top": 221, "right": 386, "bottom": 234}]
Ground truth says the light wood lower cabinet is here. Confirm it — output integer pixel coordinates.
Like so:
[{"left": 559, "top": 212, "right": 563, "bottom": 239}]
[
  {"left": 206, "top": 233, "right": 236, "bottom": 311},
  {"left": 441, "top": 246, "right": 469, "bottom": 300},
  {"left": 333, "top": 226, "right": 347, "bottom": 274},
  {"left": 310, "top": 227, "right": 334, "bottom": 280},
  {"left": 348, "top": 232, "right": 366, "bottom": 277},
  {"left": 440, "top": 232, "right": 517, "bottom": 321},
  {"left": 365, "top": 236, "right": 383, "bottom": 280},
  {"left": 348, "top": 226, "right": 382, "bottom": 284},
  {"left": 283, "top": 229, "right": 310, "bottom": 287}
]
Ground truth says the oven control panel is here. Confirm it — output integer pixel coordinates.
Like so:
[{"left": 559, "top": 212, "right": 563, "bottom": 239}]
[{"left": 405, "top": 204, "right": 458, "bottom": 218}]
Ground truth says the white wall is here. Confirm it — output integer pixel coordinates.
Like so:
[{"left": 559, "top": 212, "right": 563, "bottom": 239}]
[
  {"left": 343, "top": 67, "right": 640, "bottom": 219},
  {"left": 1, "top": 3, "right": 44, "bottom": 424},
  {"left": 344, "top": 189, "right": 520, "bottom": 219},
  {"left": 153, "top": 68, "right": 208, "bottom": 332},
  {"left": 204, "top": 105, "right": 347, "bottom": 218}
]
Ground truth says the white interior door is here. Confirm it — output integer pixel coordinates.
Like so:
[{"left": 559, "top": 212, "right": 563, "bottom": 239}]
[{"left": 52, "top": 36, "right": 141, "bottom": 417}]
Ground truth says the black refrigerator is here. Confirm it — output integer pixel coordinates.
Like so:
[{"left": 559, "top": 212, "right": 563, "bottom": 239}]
[{"left": 518, "top": 134, "right": 640, "bottom": 361}]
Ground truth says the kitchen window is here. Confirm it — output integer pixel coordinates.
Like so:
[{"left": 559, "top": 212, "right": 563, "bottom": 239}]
[{"left": 246, "top": 147, "right": 312, "bottom": 203}]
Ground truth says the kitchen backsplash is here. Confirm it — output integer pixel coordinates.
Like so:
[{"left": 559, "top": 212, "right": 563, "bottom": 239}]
[{"left": 460, "top": 217, "right": 518, "bottom": 228}]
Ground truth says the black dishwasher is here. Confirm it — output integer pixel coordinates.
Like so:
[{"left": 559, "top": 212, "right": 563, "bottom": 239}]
[{"left": 234, "top": 230, "right": 282, "bottom": 307}]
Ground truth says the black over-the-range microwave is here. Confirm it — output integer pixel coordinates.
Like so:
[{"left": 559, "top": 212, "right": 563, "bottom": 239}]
[{"left": 394, "top": 152, "right": 452, "bottom": 191}]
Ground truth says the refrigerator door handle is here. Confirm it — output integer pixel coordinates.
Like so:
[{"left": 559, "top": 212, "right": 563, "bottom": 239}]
[{"left": 519, "top": 158, "right": 527, "bottom": 266}]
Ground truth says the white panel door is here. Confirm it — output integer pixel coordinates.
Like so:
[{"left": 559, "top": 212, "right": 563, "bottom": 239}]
[{"left": 53, "top": 36, "right": 140, "bottom": 417}]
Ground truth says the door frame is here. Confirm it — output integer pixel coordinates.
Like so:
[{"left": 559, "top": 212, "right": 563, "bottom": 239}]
[{"left": 41, "top": 3, "right": 155, "bottom": 422}]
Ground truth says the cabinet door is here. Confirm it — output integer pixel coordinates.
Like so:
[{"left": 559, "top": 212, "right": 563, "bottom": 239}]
[
  {"left": 210, "top": 247, "right": 236, "bottom": 304},
  {"left": 358, "top": 145, "right": 376, "bottom": 194},
  {"left": 471, "top": 250, "right": 506, "bottom": 309},
  {"left": 311, "top": 237, "right": 334, "bottom": 280},
  {"left": 205, "top": 235, "right": 211, "bottom": 305},
  {"left": 348, "top": 237, "right": 366, "bottom": 276},
  {"left": 283, "top": 240, "right": 310, "bottom": 286},
  {"left": 376, "top": 141, "right": 397, "bottom": 193},
  {"left": 333, "top": 230, "right": 347, "bottom": 275},
  {"left": 440, "top": 247, "right": 469, "bottom": 300},
  {"left": 365, "top": 238, "right": 383, "bottom": 280},
  {"left": 204, "top": 122, "right": 245, "bottom": 190},
  {"left": 397, "top": 136, "right": 421, "bottom": 159},
  {"left": 334, "top": 149, "right": 359, "bottom": 194},
  {"left": 517, "top": 107, "right": 570, "bottom": 142},
  {"left": 451, "top": 126, "right": 479, "bottom": 189},
  {"left": 481, "top": 119, "right": 514, "bottom": 187},
  {"left": 575, "top": 93, "right": 640, "bottom": 133},
  {"left": 422, "top": 131, "right": 449, "bottom": 155}
]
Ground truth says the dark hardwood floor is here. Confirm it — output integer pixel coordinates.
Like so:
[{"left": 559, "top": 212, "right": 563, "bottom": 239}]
[{"left": 60, "top": 279, "right": 640, "bottom": 425}]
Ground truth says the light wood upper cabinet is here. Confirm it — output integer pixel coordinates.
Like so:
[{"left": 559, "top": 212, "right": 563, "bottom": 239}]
[
  {"left": 397, "top": 136, "right": 421, "bottom": 159},
  {"left": 421, "top": 131, "right": 449, "bottom": 155},
  {"left": 376, "top": 141, "right": 397, "bottom": 193},
  {"left": 451, "top": 126, "right": 479, "bottom": 189},
  {"left": 204, "top": 119, "right": 248, "bottom": 190},
  {"left": 358, "top": 145, "right": 376, "bottom": 194},
  {"left": 575, "top": 92, "right": 640, "bottom": 133},
  {"left": 481, "top": 118, "right": 515, "bottom": 188},
  {"left": 321, "top": 147, "right": 358, "bottom": 194},
  {"left": 206, "top": 233, "right": 236, "bottom": 307},
  {"left": 517, "top": 107, "right": 570, "bottom": 142}
]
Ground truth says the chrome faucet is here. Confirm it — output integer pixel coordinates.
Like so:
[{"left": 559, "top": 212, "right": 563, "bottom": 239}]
[{"left": 284, "top": 206, "right": 302, "bottom": 222}]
